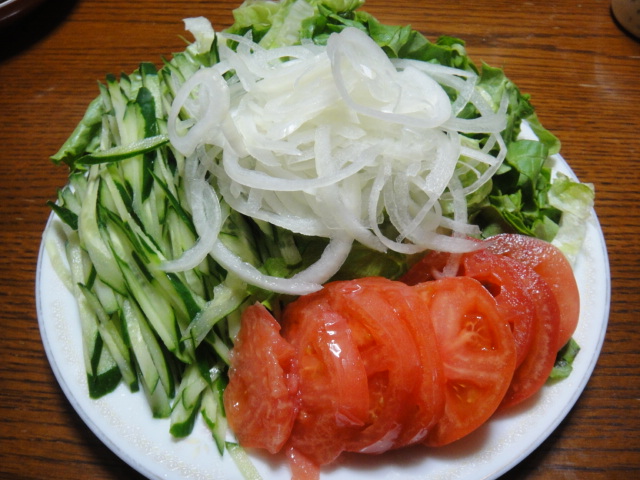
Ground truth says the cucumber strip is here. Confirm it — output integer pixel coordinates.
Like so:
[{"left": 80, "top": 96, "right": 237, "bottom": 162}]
[
  {"left": 44, "top": 225, "right": 74, "bottom": 292},
  {"left": 91, "top": 276, "right": 120, "bottom": 314},
  {"left": 135, "top": 86, "right": 159, "bottom": 204},
  {"left": 87, "top": 342, "right": 122, "bottom": 399},
  {"left": 224, "top": 306, "right": 243, "bottom": 345},
  {"left": 48, "top": 200, "right": 78, "bottom": 231},
  {"left": 185, "top": 279, "right": 247, "bottom": 349},
  {"left": 118, "top": 71, "right": 142, "bottom": 102},
  {"left": 204, "top": 330, "right": 232, "bottom": 367},
  {"left": 274, "top": 225, "right": 303, "bottom": 266},
  {"left": 78, "top": 284, "right": 138, "bottom": 391},
  {"left": 218, "top": 211, "right": 261, "bottom": 267},
  {"left": 98, "top": 318, "right": 138, "bottom": 393},
  {"left": 166, "top": 271, "right": 205, "bottom": 320},
  {"left": 122, "top": 298, "right": 174, "bottom": 417},
  {"left": 201, "top": 374, "right": 228, "bottom": 456},
  {"left": 78, "top": 134, "right": 169, "bottom": 165},
  {"left": 164, "top": 207, "right": 210, "bottom": 294},
  {"left": 66, "top": 240, "right": 121, "bottom": 398},
  {"left": 62, "top": 172, "right": 89, "bottom": 213},
  {"left": 78, "top": 172, "right": 127, "bottom": 294},
  {"left": 225, "top": 442, "right": 262, "bottom": 480},
  {"left": 170, "top": 362, "right": 208, "bottom": 438},
  {"left": 150, "top": 168, "right": 197, "bottom": 237},
  {"left": 51, "top": 95, "right": 105, "bottom": 167},
  {"left": 106, "top": 73, "right": 129, "bottom": 141},
  {"left": 140, "top": 62, "right": 164, "bottom": 120}
]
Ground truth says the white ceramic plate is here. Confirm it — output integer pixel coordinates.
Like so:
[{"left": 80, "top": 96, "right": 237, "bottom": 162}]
[{"left": 36, "top": 138, "right": 610, "bottom": 480}]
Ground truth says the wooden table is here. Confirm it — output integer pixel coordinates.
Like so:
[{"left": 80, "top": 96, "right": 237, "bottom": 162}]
[{"left": 1, "top": 0, "right": 638, "bottom": 478}]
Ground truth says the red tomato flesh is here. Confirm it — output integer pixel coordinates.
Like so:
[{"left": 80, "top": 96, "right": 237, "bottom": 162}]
[
  {"left": 282, "top": 293, "right": 369, "bottom": 466},
  {"left": 484, "top": 233, "right": 580, "bottom": 350},
  {"left": 223, "top": 303, "right": 300, "bottom": 455},
  {"left": 402, "top": 248, "right": 537, "bottom": 367},
  {"left": 323, "top": 278, "right": 423, "bottom": 454},
  {"left": 414, "top": 276, "right": 517, "bottom": 447},
  {"left": 323, "top": 278, "right": 445, "bottom": 452},
  {"left": 376, "top": 280, "right": 446, "bottom": 448},
  {"left": 497, "top": 261, "right": 561, "bottom": 409},
  {"left": 460, "top": 249, "right": 537, "bottom": 367},
  {"left": 402, "top": 236, "right": 565, "bottom": 410}
]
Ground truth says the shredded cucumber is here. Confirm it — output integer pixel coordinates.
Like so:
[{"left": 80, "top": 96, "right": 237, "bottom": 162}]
[{"left": 47, "top": 11, "right": 309, "bottom": 445}]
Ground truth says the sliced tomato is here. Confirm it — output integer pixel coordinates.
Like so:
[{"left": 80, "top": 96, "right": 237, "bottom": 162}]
[
  {"left": 285, "top": 445, "right": 321, "bottom": 480},
  {"left": 322, "top": 278, "right": 426, "bottom": 453},
  {"left": 223, "top": 303, "right": 299, "bottom": 455},
  {"left": 378, "top": 281, "right": 445, "bottom": 448},
  {"left": 497, "top": 262, "right": 561, "bottom": 409},
  {"left": 400, "top": 249, "right": 453, "bottom": 285},
  {"left": 484, "top": 233, "right": 580, "bottom": 350},
  {"left": 282, "top": 293, "right": 369, "bottom": 466},
  {"left": 414, "top": 276, "right": 516, "bottom": 447},
  {"left": 460, "top": 249, "right": 537, "bottom": 367},
  {"left": 402, "top": 248, "right": 536, "bottom": 368},
  {"left": 324, "top": 277, "right": 445, "bottom": 451}
]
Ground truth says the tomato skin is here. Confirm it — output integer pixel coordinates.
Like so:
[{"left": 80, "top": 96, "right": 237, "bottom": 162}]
[
  {"left": 484, "top": 233, "right": 580, "bottom": 350},
  {"left": 282, "top": 293, "right": 370, "bottom": 466},
  {"left": 223, "top": 303, "right": 299, "bottom": 455},
  {"left": 414, "top": 276, "right": 516, "bottom": 447}
]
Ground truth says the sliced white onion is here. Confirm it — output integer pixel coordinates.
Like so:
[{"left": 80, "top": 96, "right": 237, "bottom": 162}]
[
  {"left": 165, "top": 22, "right": 510, "bottom": 290},
  {"left": 209, "top": 239, "right": 322, "bottom": 295},
  {"left": 160, "top": 153, "right": 225, "bottom": 272},
  {"left": 327, "top": 27, "right": 452, "bottom": 129},
  {"left": 168, "top": 67, "right": 231, "bottom": 156}
]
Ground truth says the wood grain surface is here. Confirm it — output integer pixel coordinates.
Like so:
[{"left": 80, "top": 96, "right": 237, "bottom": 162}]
[{"left": 1, "top": 0, "right": 638, "bottom": 479}]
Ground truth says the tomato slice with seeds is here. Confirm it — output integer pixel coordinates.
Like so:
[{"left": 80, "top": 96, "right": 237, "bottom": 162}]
[
  {"left": 485, "top": 233, "right": 580, "bottom": 350},
  {"left": 223, "top": 303, "right": 299, "bottom": 455},
  {"left": 324, "top": 277, "right": 445, "bottom": 451},
  {"left": 402, "top": 248, "right": 536, "bottom": 367},
  {"left": 460, "top": 249, "right": 537, "bottom": 367},
  {"left": 379, "top": 282, "right": 445, "bottom": 448},
  {"left": 414, "top": 276, "right": 516, "bottom": 447},
  {"left": 323, "top": 278, "right": 425, "bottom": 454},
  {"left": 282, "top": 293, "right": 369, "bottom": 466}
]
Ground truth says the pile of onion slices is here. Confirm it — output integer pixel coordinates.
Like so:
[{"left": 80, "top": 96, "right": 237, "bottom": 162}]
[{"left": 164, "top": 18, "right": 509, "bottom": 295}]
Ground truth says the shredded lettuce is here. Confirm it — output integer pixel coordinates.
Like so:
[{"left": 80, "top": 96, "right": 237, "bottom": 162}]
[{"left": 549, "top": 173, "right": 596, "bottom": 264}]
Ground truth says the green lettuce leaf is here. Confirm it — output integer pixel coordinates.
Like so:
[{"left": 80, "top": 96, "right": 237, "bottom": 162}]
[{"left": 549, "top": 173, "right": 595, "bottom": 263}]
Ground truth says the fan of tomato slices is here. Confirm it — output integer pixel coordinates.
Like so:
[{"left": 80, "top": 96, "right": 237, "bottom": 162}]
[{"left": 222, "top": 233, "right": 580, "bottom": 480}]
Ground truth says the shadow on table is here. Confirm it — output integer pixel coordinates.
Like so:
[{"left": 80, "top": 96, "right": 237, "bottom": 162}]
[{"left": 0, "top": 0, "right": 80, "bottom": 63}]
